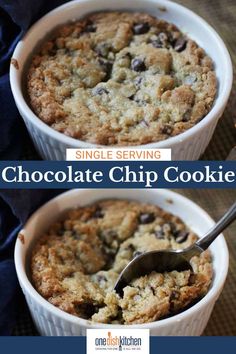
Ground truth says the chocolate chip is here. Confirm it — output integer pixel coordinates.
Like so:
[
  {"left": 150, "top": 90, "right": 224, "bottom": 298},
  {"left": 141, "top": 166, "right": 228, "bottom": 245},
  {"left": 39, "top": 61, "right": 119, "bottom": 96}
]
[
  {"left": 168, "top": 32, "right": 178, "bottom": 46},
  {"left": 169, "top": 222, "right": 178, "bottom": 234},
  {"left": 128, "top": 94, "right": 135, "bottom": 101},
  {"left": 83, "top": 20, "right": 96, "bottom": 33},
  {"left": 102, "top": 230, "right": 118, "bottom": 248},
  {"left": 94, "top": 87, "right": 108, "bottom": 95},
  {"left": 170, "top": 290, "right": 180, "bottom": 300},
  {"left": 155, "top": 230, "right": 165, "bottom": 239},
  {"left": 151, "top": 39, "right": 163, "bottom": 48},
  {"left": 99, "top": 58, "right": 113, "bottom": 72},
  {"left": 58, "top": 229, "right": 65, "bottom": 236},
  {"left": 95, "top": 43, "right": 110, "bottom": 58},
  {"left": 123, "top": 52, "right": 132, "bottom": 60},
  {"left": 86, "top": 24, "right": 96, "bottom": 32},
  {"left": 162, "top": 222, "right": 182, "bottom": 238},
  {"left": 134, "top": 98, "right": 145, "bottom": 106},
  {"left": 182, "top": 109, "right": 192, "bottom": 122},
  {"left": 161, "top": 125, "right": 173, "bottom": 135},
  {"left": 133, "top": 251, "right": 142, "bottom": 258},
  {"left": 49, "top": 47, "right": 57, "bottom": 56},
  {"left": 99, "top": 58, "right": 113, "bottom": 80},
  {"left": 127, "top": 244, "right": 135, "bottom": 252},
  {"left": 71, "top": 230, "right": 80, "bottom": 239},
  {"left": 67, "top": 271, "right": 75, "bottom": 278},
  {"left": 175, "top": 231, "right": 189, "bottom": 243},
  {"left": 150, "top": 286, "right": 155, "bottom": 295},
  {"left": 139, "top": 213, "right": 155, "bottom": 224},
  {"left": 174, "top": 37, "right": 187, "bottom": 52},
  {"left": 188, "top": 273, "right": 196, "bottom": 285},
  {"left": 131, "top": 58, "right": 146, "bottom": 72},
  {"left": 133, "top": 22, "right": 150, "bottom": 35},
  {"left": 93, "top": 206, "right": 104, "bottom": 218},
  {"left": 151, "top": 32, "right": 168, "bottom": 48}
]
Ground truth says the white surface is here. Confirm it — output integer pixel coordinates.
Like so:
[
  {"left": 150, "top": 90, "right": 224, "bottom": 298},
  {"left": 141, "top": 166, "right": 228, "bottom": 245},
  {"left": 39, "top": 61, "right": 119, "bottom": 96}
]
[
  {"left": 10, "top": 0, "right": 233, "bottom": 160},
  {"left": 15, "top": 189, "right": 229, "bottom": 336}
]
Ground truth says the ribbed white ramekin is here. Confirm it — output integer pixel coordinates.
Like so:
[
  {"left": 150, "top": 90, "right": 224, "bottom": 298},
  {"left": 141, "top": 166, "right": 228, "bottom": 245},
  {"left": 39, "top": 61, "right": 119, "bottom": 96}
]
[
  {"left": 10, "top": 0, "right": 233, "bottom": 160},
  {"left": 14, "top": 189, "right": 229, "bottom": 336}
]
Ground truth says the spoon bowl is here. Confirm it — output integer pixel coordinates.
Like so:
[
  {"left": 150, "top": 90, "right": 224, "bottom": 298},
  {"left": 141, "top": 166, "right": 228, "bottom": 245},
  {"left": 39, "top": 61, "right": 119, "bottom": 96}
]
[{"left": 114, "top": 245, "right": 202, "bottom": 295}]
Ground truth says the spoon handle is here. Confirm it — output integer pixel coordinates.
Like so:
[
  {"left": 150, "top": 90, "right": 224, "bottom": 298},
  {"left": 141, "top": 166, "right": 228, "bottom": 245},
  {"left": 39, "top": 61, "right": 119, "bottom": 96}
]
[{"left": 196, "top": 201, "right": 236, "bottom": 251}]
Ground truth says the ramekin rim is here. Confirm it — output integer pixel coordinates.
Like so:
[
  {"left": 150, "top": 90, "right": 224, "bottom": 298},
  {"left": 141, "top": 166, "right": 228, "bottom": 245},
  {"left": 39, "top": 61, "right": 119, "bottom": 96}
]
[
  {"left": 14, "top": 188, "right": 229, "bottom": 329},
  {"left": 9, "top": 0, "right": 233, "bottom": 150}
]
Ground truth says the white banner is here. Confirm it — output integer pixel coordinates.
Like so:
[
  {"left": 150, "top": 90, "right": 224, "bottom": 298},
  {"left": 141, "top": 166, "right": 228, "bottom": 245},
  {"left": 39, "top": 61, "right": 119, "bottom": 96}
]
[{"left": 87, "top": 329, "right": 150, "bottom": 354}]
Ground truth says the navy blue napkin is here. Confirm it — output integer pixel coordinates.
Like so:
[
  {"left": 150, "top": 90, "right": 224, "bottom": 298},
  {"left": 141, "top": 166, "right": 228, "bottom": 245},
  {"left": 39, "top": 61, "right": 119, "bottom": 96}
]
[{"left": 0, "top": 0, "right": 69, "bottom": 335}]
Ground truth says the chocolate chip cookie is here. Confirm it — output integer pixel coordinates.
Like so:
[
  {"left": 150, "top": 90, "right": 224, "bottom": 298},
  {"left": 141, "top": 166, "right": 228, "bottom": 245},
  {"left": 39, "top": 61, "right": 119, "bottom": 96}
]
[
  {"left": 27, "top": 12, "right": 216, "bottom": 146},
  {"left": 31, "top": 199, "right": 213, "bottom": 324}
]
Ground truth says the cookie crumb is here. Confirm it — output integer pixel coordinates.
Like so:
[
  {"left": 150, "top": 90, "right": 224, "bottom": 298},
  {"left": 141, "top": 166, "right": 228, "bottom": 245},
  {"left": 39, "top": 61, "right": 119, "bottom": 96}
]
[
  {"left": 18, "top": 233, "right": 25, "bottom": 244},
  {"left": 11, "top": 58, "right": 19, "bottom": 70},
  {"left": 166, "top": 198, "right": 174, "bottom": 204},
  {"left": 158, "top": 6, "right": 167, "bottom": 12}
]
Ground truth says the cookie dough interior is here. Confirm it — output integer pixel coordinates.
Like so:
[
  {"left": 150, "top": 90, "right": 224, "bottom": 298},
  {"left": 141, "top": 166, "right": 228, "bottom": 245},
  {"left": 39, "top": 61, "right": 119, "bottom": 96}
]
[
  {"left": 27, "top": 12, "right": 217, "bottom": 146},
  {"left": 31, "top": 199, "right": 213, "bottom": 324}
]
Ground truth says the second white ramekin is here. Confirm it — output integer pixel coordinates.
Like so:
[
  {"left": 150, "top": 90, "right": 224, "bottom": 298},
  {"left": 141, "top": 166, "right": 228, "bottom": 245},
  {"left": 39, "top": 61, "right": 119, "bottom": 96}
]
[
  {"left": 10, "top": 0, "right": 233, "bottom": 160},
  {"left": 14, "top": 189, "right": 229, "bottom": 336}
]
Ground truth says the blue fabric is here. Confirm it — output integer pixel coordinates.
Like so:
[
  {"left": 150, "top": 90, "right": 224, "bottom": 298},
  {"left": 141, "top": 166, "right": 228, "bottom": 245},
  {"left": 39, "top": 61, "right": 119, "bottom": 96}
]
[{"left": 0, "top": 0, "right": 69, "bottom": 335}]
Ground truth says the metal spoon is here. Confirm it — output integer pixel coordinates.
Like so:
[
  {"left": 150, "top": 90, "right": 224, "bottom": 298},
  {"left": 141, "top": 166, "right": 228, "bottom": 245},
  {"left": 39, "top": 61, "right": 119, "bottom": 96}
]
[{"left": 114, "top": 201, "right": 236, "bottom": 295}]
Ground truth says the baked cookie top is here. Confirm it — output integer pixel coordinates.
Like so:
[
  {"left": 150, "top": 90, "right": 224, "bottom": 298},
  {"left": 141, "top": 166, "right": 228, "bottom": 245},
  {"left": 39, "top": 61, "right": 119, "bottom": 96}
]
[
  {"left": 27, "top": 11, "right": 217, "bottom": 146},
  {"left": 31, "top": 199, "right": 212, "bottom": 324}
]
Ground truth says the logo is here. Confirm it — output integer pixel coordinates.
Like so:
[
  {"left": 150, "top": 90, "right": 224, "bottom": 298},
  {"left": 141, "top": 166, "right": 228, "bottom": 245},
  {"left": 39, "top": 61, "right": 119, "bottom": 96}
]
[{"left": 87, "top": 329, "right": 149, "bottom": 354}]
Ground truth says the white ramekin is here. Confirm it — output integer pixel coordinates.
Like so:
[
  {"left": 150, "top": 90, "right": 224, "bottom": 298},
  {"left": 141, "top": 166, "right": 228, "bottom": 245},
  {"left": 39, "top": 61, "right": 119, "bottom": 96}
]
[
  {"left": 10, "top": 0, "right": 232, "bottom": 160},
  {"left": 14, "top": 189, "right": 229, "bottom": 336}
]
